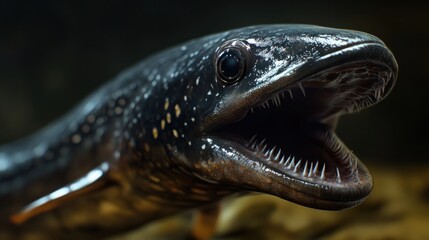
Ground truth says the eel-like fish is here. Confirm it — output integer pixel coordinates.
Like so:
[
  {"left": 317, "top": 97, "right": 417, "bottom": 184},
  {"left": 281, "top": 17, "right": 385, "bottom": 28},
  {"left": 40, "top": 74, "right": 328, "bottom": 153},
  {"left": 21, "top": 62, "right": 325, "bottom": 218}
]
[{"left": 0, "top": 25, "right": 397, "bottom": 239}]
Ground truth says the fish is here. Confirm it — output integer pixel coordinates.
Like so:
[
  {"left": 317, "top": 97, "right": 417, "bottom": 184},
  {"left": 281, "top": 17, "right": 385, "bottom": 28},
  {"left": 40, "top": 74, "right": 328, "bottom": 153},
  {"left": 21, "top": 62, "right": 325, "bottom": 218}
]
[{"left": 0, "top": 25, "right": 397, "bottom": 239}]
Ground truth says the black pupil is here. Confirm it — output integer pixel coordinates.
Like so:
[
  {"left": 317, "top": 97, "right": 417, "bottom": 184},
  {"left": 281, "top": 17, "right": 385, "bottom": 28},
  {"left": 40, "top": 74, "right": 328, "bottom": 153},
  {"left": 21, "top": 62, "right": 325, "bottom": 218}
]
[{"left": 219, "top": 50, "right": 241, "bottom": 80}]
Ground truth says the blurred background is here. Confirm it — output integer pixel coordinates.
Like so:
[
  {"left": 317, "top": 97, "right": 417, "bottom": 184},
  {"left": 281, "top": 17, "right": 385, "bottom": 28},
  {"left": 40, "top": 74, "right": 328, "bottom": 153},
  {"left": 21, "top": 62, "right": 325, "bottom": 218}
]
[{"left": 0, "top": 0, "right": 428, "bottom": 239}]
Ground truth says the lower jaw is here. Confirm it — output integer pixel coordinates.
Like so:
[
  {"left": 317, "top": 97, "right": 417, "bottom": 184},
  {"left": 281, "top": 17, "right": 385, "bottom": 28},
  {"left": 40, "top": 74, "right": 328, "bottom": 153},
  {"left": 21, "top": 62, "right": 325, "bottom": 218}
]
[
  {"left": 199, "top": 132, "right": 373, "bottom": 209},
  {"left": 212, "top": 124, "right": 372, "bottom": 191}
]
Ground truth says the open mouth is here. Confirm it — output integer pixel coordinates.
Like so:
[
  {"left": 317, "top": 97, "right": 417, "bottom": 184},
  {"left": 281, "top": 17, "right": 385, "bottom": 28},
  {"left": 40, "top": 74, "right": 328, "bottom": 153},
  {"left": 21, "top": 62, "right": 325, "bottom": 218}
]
[{"left": 208, "top": 59, "right": 395, "bottom": 208}]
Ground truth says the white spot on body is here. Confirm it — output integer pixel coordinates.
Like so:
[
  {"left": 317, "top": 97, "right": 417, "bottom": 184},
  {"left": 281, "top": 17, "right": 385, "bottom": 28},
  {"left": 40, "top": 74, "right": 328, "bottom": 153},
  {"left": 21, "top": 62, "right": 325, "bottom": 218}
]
[
  {"left": 174, "top": 104, "right": 181, "bottom": 117},
  {"left": 114, "top": 107, "right": 123, "bottom": 115},
  {"left": 172, "top": 129, "right": 179, "bottom": 138},
  {"left": 164, "top": 98, "right": 169, "bottom": 110},
  {"left": 34, "top": 144, "right": 47, "bottom": 157},
  {"left": 201, "top": 144, "right": 206, "bottom": 150},
  {"left": 161, "top": 119, "right": 166, "bottom": 130},
  {"left": 152, "top": 128, "right": 159, "bottom": 139},
  {"left": 71, "top": 134, "right": 82, "bottom": 144}
]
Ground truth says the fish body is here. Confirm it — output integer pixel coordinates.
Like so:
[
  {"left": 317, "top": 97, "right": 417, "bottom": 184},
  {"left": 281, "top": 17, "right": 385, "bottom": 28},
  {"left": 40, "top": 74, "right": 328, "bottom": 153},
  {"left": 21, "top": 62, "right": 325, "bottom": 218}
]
[{"left": 0, "top": 25, "right": 397, "bottom": 238}]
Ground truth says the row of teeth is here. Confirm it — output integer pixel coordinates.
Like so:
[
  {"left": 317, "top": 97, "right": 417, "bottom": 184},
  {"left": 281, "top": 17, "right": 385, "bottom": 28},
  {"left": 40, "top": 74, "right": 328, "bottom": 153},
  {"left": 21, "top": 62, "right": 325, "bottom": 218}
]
[
  {"left": 247, "top": 135, "right": 342, "bottom": 183},
  {"left": 346, "top": 72, "right": 391, "bottom": 113},
  {"left": 251, "top": 82, "right": 306, "bottom": 112},
  {"left": 320, "top": 130, "right": 360, "bottom": 181},
  {"left": 252, "top": 70, "right": 391, "bottom": 114}
]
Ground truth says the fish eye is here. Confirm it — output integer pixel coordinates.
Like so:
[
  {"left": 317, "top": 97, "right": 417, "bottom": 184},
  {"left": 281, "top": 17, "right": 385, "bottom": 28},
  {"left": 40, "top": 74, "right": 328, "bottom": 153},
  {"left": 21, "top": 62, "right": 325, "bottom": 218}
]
[{"left": 215, "top": 40, "right": 249, "bottom": 84}]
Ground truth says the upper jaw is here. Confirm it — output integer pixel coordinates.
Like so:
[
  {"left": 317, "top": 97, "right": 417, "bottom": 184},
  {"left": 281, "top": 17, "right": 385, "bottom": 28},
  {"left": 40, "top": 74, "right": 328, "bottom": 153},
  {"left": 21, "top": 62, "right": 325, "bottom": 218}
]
[{"left": 202, "top": 42, "right": 397, "bottom": 133}]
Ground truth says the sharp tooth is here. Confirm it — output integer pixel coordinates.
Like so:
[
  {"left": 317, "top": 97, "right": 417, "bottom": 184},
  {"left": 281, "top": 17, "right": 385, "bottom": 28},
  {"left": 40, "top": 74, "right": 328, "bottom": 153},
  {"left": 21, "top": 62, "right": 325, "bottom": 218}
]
[
  {"left": 258, "top": 138, "right": 266, "bottom": 147},
  {"left": 274, "top": 98, "right": 279, "bottom": 107},
  {"left": 287, "top": 89, "right": 293, "bottom": 99},
  {"left": 276, "top": 95, "right": 281, "bottom": 107},
  {"left": 279, "top": 155, "right": 285, "bottom": 164},
  {"left": 320, "top": 163, "right": 326, "bottom": 180},
  {"left": 250, "top": 107, "right": 254, "bottom": 114},
  {"left": 308, "top": 162, "right": 313, "bottom": 177},
  {"left": 293, "top": 160, "right": 301, "bottom": 173},
  {"left": 336, "top": 167, "right": 342, "bottom": 183},
  {"left": 287, "top": 157, "right": 295, "bottom": 169},
  {"left": 284, "top": 156, "right": 291, "bottom": 167},
  {"left": 274, "top": 149, "right": 281, "bottom": 161},
  {"left": 280, "top": 92, "right": 285, "bottom": 98},
  {"left": 302, "top": 161, "right": 308, "bottom": 177},
  {"left": 264, "top": 148, "right": 270, "bottom": 157},
  {"left": 265, "top": 102, "right": 270, "bottom": 108},
  {"left": 313, "top": 161, "right": 319, "bottom": 174},
  {"left": 248, "top": 135, "right": 257, "bottom": 145},
  {"left": 261, "top": 144, "right": 268, "bottom": 152},
  {"left": 298, "top": 82, "right": 306, "bottom": 96},
  {"left": 251, "top": 141, "right": 258, "bottom": 150},
  {"left": 268, "top": 147, "right": 276, "bottom": 158}
]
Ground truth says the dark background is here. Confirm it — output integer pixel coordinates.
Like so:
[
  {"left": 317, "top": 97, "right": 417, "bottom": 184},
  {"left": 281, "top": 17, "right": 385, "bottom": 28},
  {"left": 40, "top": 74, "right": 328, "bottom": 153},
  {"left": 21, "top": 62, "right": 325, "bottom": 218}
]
[{"left": 0, "top": 0, "right": 427, "bottom": 165}]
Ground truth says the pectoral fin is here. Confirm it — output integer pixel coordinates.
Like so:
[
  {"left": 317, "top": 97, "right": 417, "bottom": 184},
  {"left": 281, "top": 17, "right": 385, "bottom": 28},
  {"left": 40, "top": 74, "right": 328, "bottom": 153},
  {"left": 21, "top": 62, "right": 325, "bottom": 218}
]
[{"left": 10, "top": 163, "right": 110, "bottom": 224}]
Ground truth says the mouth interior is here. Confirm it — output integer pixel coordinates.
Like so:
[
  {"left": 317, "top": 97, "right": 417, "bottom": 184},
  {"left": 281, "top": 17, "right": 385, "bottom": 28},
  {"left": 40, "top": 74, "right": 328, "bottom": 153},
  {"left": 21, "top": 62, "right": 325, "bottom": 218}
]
[{"left": 216, "top": 62, "right": 392, "bottom": 187}]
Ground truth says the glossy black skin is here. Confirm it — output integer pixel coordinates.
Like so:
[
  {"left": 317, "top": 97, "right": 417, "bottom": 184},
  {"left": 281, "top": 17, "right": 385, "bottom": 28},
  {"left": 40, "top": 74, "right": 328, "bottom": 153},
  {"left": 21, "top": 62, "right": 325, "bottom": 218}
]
[{"left": 0, "top": 25, "right": 397, "bottom": 238}]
